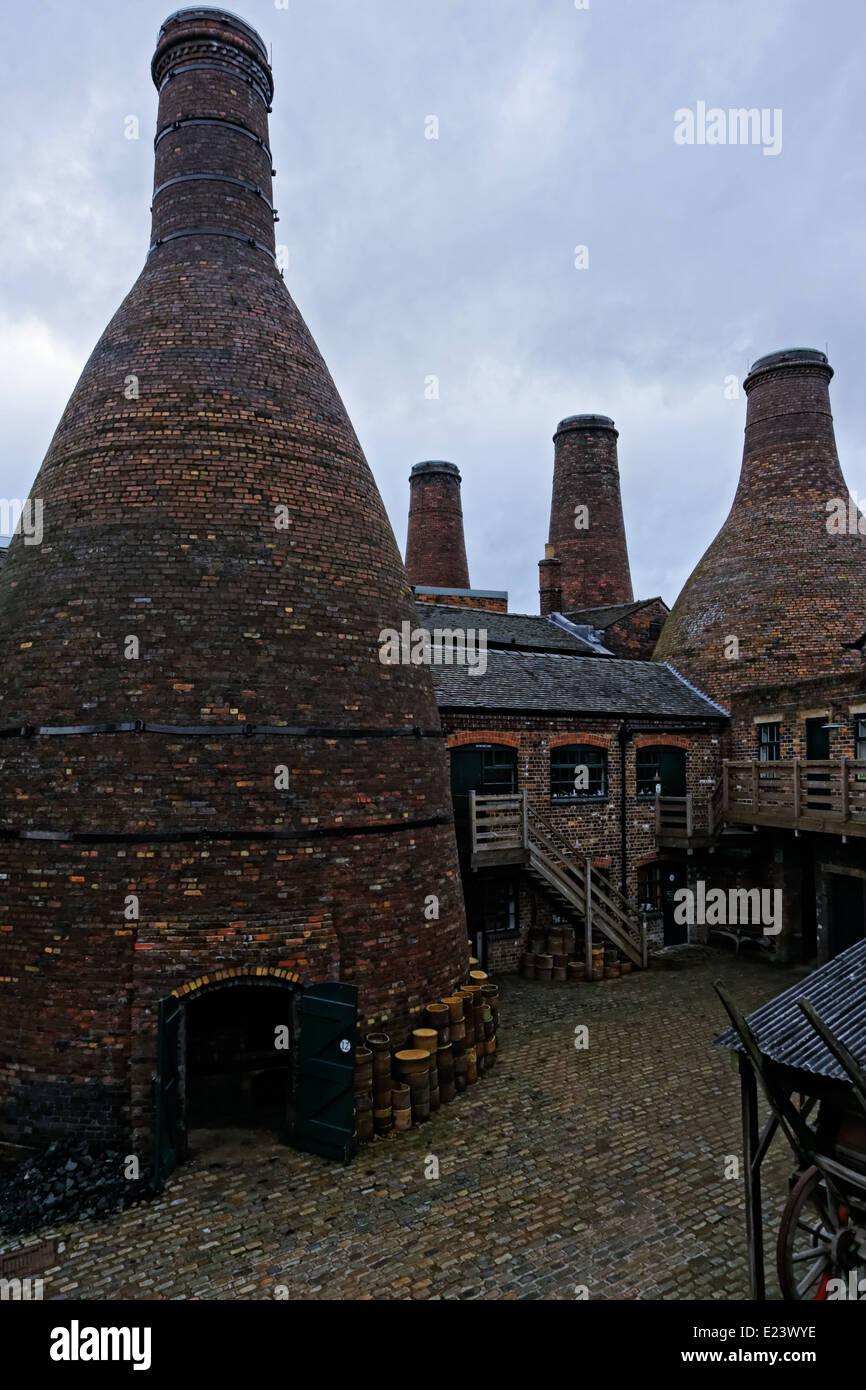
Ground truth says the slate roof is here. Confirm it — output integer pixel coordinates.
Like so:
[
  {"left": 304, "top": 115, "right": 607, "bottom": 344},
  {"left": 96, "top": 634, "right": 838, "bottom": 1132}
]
[
  {"left": 417, "top": 604, "right": 612, "bottom": 657},
  {"left": 564, "top": 598, "right": 667, "bottom": 629},
  {"left": 717, "top": 939, "right": 866, "bottom": 1082},
  {"left": 431, "top": 649, "right": 726, "bottom": 718}
]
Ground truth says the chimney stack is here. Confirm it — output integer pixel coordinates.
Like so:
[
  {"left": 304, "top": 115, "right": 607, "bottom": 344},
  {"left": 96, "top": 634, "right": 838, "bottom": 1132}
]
[
  {"left": 544, "top": 415, "right": 634, "bottom": 612},
  {"left": 0, "top": 9, "right": 468, "bottom": 1149},
  {"left": 405, "top": 461, "right": 471, "bottom": 589},
  {"left": 654, "top": 348, "right": 866, "bottom": 706},
  {"left": 538, "top": 543, "right": 563, "bottom": 615}
]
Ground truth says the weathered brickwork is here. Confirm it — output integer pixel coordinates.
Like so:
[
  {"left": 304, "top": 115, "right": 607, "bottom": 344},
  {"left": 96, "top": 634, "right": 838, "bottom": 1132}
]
[
  {"left": 413, "top": 588, "right": 508, "bottom": 614},
  {"left": 655, "top": 349, "right": 866, "bottom": 708},
  {"left": 0, "top": 11, "right": 467, "bottom": 1149},
  {"left": 599, "top": 599, "right": 669, "bottom": 661},
  {"left": 729, "top": 668, "right": 866, "bottom": 762},
  {"left": 543, "top": 416, "right": 634, "bottom": 611},
  {"left": 404, "top": 462, "right": 471, "bottom": 590}
]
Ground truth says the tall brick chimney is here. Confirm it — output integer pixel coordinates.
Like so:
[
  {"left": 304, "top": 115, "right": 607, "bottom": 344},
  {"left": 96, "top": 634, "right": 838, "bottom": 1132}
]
[
  {"left": 0, "top": 10, "right": 467, "bottom": 1149},
  {"left": 654, "top": 348, "right": 866, "bottom": 707},
  {"left": 544, "top": 415, "right": 634, "bottom": 612},
  {"left": 404, "top": 461, "right": 471, "bottom": 589}
]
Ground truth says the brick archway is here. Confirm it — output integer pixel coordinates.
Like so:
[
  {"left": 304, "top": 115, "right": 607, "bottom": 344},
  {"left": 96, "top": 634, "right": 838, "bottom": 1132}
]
[{"left": 171, "top": 966, "right": 303, "bottom": 999}]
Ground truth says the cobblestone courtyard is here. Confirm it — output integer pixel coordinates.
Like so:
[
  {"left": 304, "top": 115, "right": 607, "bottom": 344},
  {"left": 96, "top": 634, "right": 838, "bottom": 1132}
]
[{"left": 4, "top": 950, "right": 799, "bottom": 1301}]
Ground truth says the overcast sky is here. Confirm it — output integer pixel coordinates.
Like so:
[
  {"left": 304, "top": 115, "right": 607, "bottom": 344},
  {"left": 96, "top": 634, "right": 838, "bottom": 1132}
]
[{"left": 1, "top": 0, "right": 864, "bottom": 613}]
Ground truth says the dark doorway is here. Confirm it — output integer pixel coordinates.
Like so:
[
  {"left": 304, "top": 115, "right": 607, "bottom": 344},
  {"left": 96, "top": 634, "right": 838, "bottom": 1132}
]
[
  {"left": 449, "top": 745, "right": 519, "bottom": 956},
  {"left": 661, "top": 862, "right": 689, "bottom": 945},
  {"left": 804, "top": 718, "right": 832, "bottom": 811},
  {"left": 184, "top": 981, "right": 295, "bottom": 1148},
  {"left": 828, "top": 873, "right": 866, "bottom": 959},
  {"left": 450, "top": 745, "right": 518, "bottom": 856},
  {"left": 805, "top": 718, "right": 830, "bottom": 760},
  {"left": 636, "top": 745, "right": 686, "bottom": 798}
]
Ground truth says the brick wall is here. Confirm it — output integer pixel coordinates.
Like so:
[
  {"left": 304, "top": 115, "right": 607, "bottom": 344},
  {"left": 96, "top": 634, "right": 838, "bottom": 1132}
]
[
  {"left": 442, "top": 711, "right": 725, "bottom": 968},
  {"left": 729, "top": 668, "right": 866, "bottom": 761},
  {"left": 602, "top": 599, "right": 670, "bottom": 661}
]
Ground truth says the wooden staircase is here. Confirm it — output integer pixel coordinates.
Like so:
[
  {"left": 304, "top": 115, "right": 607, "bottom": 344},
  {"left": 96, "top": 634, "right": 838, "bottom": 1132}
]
[{"left": 470, "top": 791, "right": 647, "bottom": 968}]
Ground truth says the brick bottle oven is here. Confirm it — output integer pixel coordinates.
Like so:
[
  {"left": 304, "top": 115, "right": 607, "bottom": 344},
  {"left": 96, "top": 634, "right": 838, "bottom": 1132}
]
[
  {"left": 0, "top": 9, "right": 467, "bottom": 1150},
  {"left": 404, "top": 461, "right": 471, "bottom": 589},
  {"left": 540, "top": 415, "right": 634, "bottom": 612},
  {"left": 654, "top": 348, "right": 866, "bottom": 709}
]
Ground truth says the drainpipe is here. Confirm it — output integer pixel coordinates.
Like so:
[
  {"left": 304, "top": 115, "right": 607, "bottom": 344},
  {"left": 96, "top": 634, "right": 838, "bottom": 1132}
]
[{"left": 617, "top": 722, "right": 632, "bottom": 897}]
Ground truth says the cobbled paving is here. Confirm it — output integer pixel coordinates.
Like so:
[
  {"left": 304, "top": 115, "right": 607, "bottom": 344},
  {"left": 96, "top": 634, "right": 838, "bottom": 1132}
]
[{"left": 2, "top": 951, "right": 799, "bottom": 1300}]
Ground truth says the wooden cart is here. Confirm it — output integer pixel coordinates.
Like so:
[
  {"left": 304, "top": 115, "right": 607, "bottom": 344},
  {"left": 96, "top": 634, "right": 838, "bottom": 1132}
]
[{"left": 716, "top": 938, "right": 866, "bottom": 1301}]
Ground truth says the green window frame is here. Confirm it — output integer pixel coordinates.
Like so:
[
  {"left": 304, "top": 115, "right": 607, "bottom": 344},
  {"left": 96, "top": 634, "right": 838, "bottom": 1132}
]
[{"left": 550, "top": 744, "right": 608, "bottom": 801}]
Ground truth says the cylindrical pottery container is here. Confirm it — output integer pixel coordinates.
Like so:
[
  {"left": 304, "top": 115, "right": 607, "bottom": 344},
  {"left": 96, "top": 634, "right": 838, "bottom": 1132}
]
[
  {"left": 391, "top": 1082, "right": 411, "bottom": 1110},
  {"left": 466, "top": 1047, "right": 478, "bottom": 1084},
  {"left": 469, "top": 970, "right": 488, "bottom": 988},
  {"left": 412, "top": 1027, "right": 439, "bottom": 1056},
  {"left": 373, "top": 1106, "right": 393, "bottom": 1135},
  {"left": 522, "top": 953, "right": 537, "bottom": 979},
  {"left": 395, "top": 1048, "right": 431, "bottom": 1076},
  {"left": 393, "top": 1105, "right": 412, "bottom": 1132},
  {"left": 621, "top": 960, "right": 633, "bottom": 975},
  {"left": 355, "top": 1046, "right": 373, "bottom": 1091},
  {"left": 442, "top": 995, "right": 464, "bottom": 1023},
  {"left": 604, "top": 964, "right": 621, "bottom": 980}
]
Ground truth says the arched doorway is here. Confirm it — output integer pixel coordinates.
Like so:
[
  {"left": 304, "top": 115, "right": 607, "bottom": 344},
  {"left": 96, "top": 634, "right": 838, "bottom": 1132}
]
[
  {"left": 185, "top": 979, "right": 296, "bottom": 1144},
  {"left": 153, "top": 973, "right": 359, "bottom": 1185},
  {"left": 155, "top": 972, "right": 300, "bottom": 1172}
]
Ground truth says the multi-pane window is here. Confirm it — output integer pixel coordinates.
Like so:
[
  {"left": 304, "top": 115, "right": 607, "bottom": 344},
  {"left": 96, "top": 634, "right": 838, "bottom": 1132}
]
[
  {"left": 758, "top": 722, "right": 781, "bottom": 762},
  {"left": 550, "top": 744, "right": 608, "bottom": 800},
  {"left": 478, "top": 747, "right": 517, "bottom": 793},
  {"left": 855, "top": 717, "right": 866, "bottom": 763}
]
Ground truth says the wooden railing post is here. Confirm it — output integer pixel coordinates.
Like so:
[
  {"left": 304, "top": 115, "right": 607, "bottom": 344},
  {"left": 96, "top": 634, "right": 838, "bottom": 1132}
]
[
  {"left": 751, "top": 759, "right": 758, "bottom": 808},
  {"left": 792, "top": 758, "right": 800, "bottom": 821},
  {"left": 522, "top": 788, "right": 529, "bottom": 848},
  {"left": 722, "top": 760, "right": 729, "bottom": 811},
  {"left": 686, "top": 793, "right": 693, "bottom": 837},
  {"left": 469, "top": 789, "right": 477, "bottom": 854},
  {"left": 841, "top": 757, "right": 850, "bottom": 823},
  {"left": 654, "top": 793, "right": 661, "bottom": 837},
  {"left": 584, "top": 856, "right": 593, "bottom": 972}
]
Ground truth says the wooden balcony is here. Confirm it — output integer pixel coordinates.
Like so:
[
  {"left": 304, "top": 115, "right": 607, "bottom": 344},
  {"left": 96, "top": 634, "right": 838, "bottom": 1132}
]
[
  {"left": 656, "top": 759, "right": 866, "bottom": 847},
  {"left": 722, "top": 758, "right": 866, "bottom": 838}
]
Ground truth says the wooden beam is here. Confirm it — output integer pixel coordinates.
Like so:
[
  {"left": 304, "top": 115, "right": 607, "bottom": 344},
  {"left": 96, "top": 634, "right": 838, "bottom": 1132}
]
[
  {"left": 584, "top": 855, "right": 593, "bottom": 975},
  {"left": 739, "top": 1054, "right": 766, "bottom": 1302}
]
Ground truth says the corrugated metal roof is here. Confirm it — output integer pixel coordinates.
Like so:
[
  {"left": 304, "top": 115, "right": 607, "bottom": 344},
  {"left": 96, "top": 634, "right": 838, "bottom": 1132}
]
[{"left": 717, "top": 939, "right": 866, "bottom": 1081}]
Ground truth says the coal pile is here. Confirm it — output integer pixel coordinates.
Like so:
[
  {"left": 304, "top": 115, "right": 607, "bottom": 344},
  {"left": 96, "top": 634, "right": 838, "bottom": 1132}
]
[{"left": 0, "top": 1143, "right": 150, "bottom": 1235}]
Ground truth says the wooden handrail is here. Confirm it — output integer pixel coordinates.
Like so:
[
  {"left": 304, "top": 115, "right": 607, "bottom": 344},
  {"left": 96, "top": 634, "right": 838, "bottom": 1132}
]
[{"left": 469, "top": 791, "right": 645, "bottom": 964}]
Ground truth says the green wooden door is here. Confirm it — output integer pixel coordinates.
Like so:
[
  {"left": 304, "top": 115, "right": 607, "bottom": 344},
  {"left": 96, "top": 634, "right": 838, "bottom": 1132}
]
[
  {"left": 153, "top": 995, "right": 183, "bottom": 1190},
  {"left": 449, "top": 745, "right": 518, "bottom": 854},
  {"left": 805, "top": 718, "right": 832, "bottom": 810},
  {"left": 293, "top": 981, "right": 358, "bottom": 1164}
]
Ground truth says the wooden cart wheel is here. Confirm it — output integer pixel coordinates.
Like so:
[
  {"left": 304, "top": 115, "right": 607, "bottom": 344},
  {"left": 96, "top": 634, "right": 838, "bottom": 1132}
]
[{"left": 777, "top": 1165, "right": 864, "bottom": 1300}]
